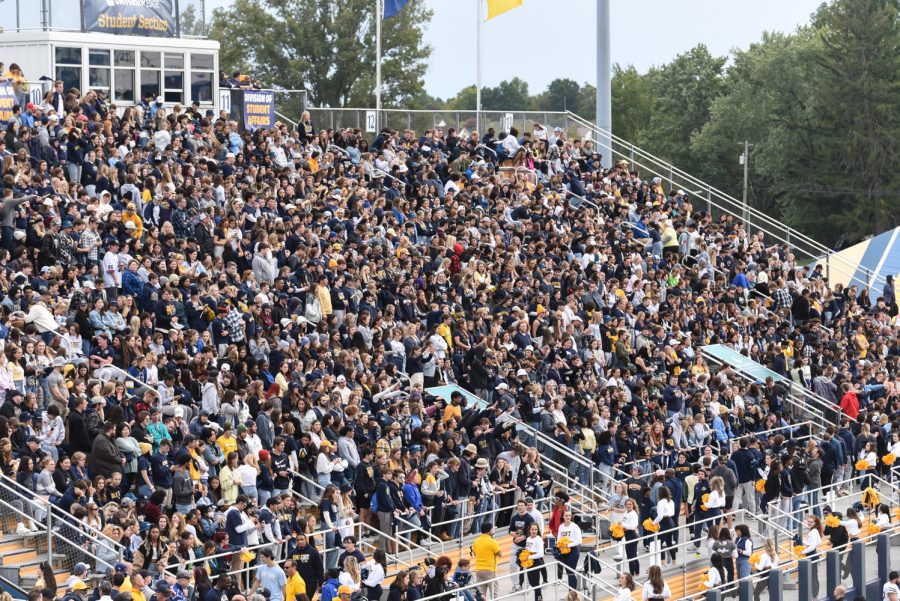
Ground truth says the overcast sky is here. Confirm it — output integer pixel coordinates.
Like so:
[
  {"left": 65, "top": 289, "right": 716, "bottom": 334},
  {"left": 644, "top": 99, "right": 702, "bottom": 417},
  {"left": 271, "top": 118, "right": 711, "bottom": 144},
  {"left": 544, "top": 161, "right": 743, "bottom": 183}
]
[{"left": 204, "top": 0, "right": 824, "bottom": 100}]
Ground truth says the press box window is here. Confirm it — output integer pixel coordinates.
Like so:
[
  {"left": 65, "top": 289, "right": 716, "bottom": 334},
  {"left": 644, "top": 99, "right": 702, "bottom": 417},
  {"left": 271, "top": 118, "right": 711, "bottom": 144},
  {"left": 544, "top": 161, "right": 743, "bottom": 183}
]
[
  {"left": 88, "top": 49, "right": 111, "bottom": 91},
  {"left": 140, "top": 51, "right": 162, "bottom": 100},
  {"left": 54, "top": 46, "right": 82, "bottom": 92},
  {"left": 164, "top": 53, "right": 185, "bottom": 103},
  {"left": 114, "top": 50, "right": 136, "bottom": 103},
  {"left": 190, "top": 53, "right": 215, "bottom": 103}
]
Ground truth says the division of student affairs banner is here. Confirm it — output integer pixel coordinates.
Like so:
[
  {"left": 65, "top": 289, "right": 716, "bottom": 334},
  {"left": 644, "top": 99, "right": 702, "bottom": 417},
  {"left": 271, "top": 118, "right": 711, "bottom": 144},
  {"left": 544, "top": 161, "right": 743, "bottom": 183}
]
[
  {"left": 243, "top": 91, "right": 276, "bottom": 131},
  {"left": 84, "top": 0, "right": 176, "bottom": 37},
  {"left": 0, "top": 83, "right": 16, "bottom": 127}
]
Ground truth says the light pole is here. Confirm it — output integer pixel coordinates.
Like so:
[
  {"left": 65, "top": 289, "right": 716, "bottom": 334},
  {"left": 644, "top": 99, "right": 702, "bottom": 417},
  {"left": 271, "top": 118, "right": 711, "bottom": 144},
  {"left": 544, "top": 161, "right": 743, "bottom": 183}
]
[{"left": 740, "top": 140, "right": 752, "bottom": 231}]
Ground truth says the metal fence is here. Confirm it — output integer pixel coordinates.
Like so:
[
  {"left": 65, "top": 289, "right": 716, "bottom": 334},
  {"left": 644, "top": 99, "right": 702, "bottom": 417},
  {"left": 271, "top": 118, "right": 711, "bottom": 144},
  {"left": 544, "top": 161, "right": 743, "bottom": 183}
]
[{"left": 303, "top": 108, "right": 576, "bottom": 139}]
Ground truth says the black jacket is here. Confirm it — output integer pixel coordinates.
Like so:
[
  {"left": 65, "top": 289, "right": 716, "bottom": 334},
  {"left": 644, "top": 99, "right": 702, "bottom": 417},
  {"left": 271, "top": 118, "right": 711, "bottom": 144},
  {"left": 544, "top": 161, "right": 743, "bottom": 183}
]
[{"left": 67, "top": 409, "right": 92, "bottom": 455}]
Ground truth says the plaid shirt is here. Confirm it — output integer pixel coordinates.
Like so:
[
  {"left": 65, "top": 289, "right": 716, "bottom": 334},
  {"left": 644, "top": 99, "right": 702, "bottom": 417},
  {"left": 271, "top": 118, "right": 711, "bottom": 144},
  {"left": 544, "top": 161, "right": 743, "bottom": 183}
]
[
  {"left": 773, "top": 287, "right": 792, "bottom": 311},
  {"left": 224, "top": 307, "right": 245, "bottom": 343},
  {"left": 80, "top": 228, "right": 100, "bottom": 262}
]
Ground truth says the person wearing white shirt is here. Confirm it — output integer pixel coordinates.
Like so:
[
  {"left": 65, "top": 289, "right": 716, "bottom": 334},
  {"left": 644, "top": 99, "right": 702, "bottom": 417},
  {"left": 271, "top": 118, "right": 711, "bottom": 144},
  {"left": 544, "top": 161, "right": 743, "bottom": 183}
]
[
  {"left": 752, "top": 538, "right": 779, "bottom": 601},
  {"left": 858, "top": 442, "right": 878, "bottom": 490},
  {"left": 556, "top": 510, "right": 582, "bottom": 590},
  {"left": 734, "top": 524, "right": 754, "bottom": 579},
  {"left": 703, "top": 556, "right": 724, "bottom": 589},
  {"left": 652, "top": 486, "right": 677, "bottom": 566},
  {"left": 883, "top": 570, "right": 900, "bottom": 601},
  {"left": 522, "top": 522, "right": 546, "bottom": 601},
  {"left": 889, "top": 431, "right": 900, "bottom": 481},
  {"left": 526, "top": 497, "right": 544, "bottom": 536},
  {"left": 803, "top": 515, "right": 823, "bottom": 598},
  {"left": 707, "top": 476, "right": 727, "bottom": 524},
  {"left": 642, "top": 565, "right": 671, "bottom": 600},
  {"left": 361, "top": 550, "right": 387, "bottom": 601},
  {"left": 615, "top": 573, "right": 637, "bottom": 601},
  {"left": 876, "top": 505, "right": 891, "bottom": 528},
  {"left": 622, "top": 498, "right": 641, "bottom": 576}
]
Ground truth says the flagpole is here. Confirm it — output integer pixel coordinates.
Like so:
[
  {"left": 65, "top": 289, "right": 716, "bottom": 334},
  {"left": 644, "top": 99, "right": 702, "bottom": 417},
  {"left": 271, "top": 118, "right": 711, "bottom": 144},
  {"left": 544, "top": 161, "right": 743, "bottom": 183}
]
[
  {"left": 476, "top": 0, "right": 483, "bottom": 132},
  {"left": 376, "top": 0, "right": 383, "bottom": 129}
]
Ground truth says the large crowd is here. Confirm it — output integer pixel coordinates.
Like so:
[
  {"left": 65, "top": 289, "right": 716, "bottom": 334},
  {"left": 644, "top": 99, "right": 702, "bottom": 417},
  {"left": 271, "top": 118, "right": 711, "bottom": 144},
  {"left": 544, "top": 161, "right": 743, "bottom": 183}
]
[{"left": 0, "top": 71, "right": 898, "bottom": 601}]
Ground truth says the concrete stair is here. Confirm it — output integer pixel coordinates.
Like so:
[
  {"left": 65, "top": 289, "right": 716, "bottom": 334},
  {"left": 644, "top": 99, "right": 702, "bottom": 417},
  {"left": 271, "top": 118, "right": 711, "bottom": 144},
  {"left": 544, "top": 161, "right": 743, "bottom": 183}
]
[{"left": 0, "top": 530, "right": 71, "bottom": 593}]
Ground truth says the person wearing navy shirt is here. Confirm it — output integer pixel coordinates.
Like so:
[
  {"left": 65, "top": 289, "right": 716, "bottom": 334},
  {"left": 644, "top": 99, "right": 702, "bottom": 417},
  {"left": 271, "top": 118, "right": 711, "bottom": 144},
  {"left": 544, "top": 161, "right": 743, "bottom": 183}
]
[
  {"left": 151, "top": 440, "right": 174, "bottom": 502},
  {"left": 225, "top": 495, "right": 253, "bottom": 568}
]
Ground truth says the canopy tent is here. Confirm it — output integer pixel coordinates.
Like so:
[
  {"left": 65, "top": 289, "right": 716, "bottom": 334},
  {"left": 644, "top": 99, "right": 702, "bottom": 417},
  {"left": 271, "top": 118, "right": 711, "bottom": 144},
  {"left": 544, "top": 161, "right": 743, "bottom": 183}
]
[{"left": 814, "top": 226, "right": 900, "bottom": 302}]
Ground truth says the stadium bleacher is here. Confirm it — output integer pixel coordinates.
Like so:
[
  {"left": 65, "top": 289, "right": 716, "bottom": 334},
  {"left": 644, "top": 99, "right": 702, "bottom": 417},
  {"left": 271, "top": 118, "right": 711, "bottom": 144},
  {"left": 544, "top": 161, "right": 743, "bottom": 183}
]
[{"left": 0, "top": 71, "right": 897, "bottom": 601}]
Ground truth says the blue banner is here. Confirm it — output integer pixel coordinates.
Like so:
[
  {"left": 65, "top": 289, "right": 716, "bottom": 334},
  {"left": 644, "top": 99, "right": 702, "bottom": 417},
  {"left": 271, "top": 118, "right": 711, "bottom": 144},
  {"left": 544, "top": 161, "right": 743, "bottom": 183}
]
[
  {"left": 242, "top": 90, "right": 275, "bottom": 131},
  {"left": 83, "top": 0, "right": 176, "bottom": 37},
  {"left": 0, "top": 82, "right": 15, "bottom": 128}
]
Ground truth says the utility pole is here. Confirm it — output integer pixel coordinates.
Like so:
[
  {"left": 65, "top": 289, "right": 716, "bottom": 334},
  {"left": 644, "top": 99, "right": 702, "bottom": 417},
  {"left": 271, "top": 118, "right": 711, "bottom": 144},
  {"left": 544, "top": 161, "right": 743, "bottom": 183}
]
[{"left": 740, "top": 140, "right": 752, "bottom": 231}]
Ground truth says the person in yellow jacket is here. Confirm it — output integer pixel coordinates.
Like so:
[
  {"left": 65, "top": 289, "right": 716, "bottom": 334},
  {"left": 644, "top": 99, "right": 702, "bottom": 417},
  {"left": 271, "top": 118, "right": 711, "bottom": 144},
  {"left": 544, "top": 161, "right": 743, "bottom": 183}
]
[
  {"left": 119, "top": 570, "right": 148, "bottom": 601},
  {"left": 122, "top": 203, "right": 144, "bottom": 239},
  {"left": 315, "top": 277, "right": 332, "bottom": 317}
]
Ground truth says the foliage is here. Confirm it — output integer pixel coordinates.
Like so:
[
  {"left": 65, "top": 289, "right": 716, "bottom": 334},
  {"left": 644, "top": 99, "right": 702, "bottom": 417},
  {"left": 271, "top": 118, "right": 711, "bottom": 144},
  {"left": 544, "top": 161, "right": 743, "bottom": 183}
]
[{"left": 208, "top": 0, "right": 433, "bottom": 107}]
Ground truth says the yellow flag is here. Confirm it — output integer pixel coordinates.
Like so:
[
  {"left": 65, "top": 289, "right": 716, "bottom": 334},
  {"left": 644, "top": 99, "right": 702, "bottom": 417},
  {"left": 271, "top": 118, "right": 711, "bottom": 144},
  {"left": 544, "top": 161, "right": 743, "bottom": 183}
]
[{"left": 486, "top": 0, "right": 522, "bottom": 20}]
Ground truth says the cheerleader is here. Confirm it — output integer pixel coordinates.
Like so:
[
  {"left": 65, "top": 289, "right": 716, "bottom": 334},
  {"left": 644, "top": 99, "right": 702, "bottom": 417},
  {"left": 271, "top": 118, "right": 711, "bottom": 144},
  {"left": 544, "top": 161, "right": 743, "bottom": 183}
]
[
  {"left": 840, "top": 508, "right": 862, "bottom": 579},
  {"left": 752, "top": 538, "right": 779, "bottom": 601},
  {"left": 556, "top": 510, "right": 583, "bottom": 590},
  {"left": 522, "top": 522, "right": 545, "bottom": 601},
  {"left": 858, "top": 442, "right": 877, "bottom": 491},
  {"left": 703, "top": 554, "right": 724, "bottom": 589},
  {"left": 802, "top": 515, "right": 823, "bottom": 598},
  {"left": 616, "top": 573, "right": 637, "bottom": 601},
  {"left": 641, "top": 565, "right": 671, "bottom": 600},
  {"left": 652, "top": 486, "right": 677, "bottom": 566},
  {"left": 706, "top": 476, "right": 727, "bottom": 524},
  {"left": 888, "top": 431, "right": 900, "bottom": 482},
  {"left": 622, "top": 498, "right": 641, "bottom": 576}
]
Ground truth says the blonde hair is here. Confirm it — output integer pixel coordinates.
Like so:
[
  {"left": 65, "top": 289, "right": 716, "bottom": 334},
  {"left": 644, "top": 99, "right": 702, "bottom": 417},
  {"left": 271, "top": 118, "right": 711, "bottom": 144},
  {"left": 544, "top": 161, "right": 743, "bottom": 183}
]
[{"left": 342, "top": 556, "right": 360, "bottom": 584}]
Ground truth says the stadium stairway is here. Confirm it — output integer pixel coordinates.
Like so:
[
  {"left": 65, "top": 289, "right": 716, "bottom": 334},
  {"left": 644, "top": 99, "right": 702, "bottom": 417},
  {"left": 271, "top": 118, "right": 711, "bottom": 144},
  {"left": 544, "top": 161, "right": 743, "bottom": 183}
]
[{"left": 0, "top": 475, "right": 125, "bottom": 595}]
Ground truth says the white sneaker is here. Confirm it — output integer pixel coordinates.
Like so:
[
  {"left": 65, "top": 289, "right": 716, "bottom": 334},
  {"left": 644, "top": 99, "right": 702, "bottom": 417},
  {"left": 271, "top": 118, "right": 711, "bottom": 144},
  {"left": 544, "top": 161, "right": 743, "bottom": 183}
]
[
  {"left": 28, "top": 522, "right": 38, "bottom": 532},
  {"left": 15, "top": 523, "right": 29, "bottom": 535}
]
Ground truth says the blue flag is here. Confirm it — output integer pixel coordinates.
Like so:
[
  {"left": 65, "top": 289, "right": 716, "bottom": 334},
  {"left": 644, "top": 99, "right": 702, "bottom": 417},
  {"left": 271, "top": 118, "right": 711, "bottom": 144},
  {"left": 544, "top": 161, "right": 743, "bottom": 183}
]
[{"left": 383, "top": 0, "right": 409, "bottom": 19}]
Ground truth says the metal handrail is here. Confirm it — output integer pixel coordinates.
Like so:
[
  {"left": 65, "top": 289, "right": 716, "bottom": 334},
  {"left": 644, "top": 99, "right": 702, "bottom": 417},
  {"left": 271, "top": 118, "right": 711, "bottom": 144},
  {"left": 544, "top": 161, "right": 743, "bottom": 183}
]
[
  {"left": 571, "top": 113, "right": 889, "bottom": 292},
  {"left": 701, "top": 351, "right": 833, "bottom": 433},
  {"left": 689, "top": 510, "right": 900, "bottom": 601},
  {"left": 0, "top": 473, "right": 126, "bottom": 555},
  {"left": 285, "top": 472, "right": 443, "bottom": 567},
  {"left": 608, "top": 420, "right": 816, "bottom": 482}
]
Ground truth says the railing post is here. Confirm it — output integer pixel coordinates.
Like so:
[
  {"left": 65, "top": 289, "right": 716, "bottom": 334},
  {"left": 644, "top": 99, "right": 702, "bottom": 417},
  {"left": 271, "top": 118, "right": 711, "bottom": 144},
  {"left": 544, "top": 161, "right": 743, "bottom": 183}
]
[
  {"left": 706, "top": 185, "right": 713, "bottom": 215},
  {"left": 738, "top": 576, "right": 752, "bottom": 601},
  {"left": 46, "top": 507, "right": 52, "bottom": 561},
  {"left": 767, "top": 565, "right": 783, "bottom": 601},
  {"left": 826, "top": 549, "right": 840, "bottom": 598},
  {"left": 705, "top": 588, "right": 722, "bottom": 601},
  {"left": 797, "top": 558, "right": 811, "bottom": 601},
  {"left": 850, "top": 539, "right": 865, "bottom": 593},
  {"left": 877, "top": 533, "right": 890, "bottom": 583}
]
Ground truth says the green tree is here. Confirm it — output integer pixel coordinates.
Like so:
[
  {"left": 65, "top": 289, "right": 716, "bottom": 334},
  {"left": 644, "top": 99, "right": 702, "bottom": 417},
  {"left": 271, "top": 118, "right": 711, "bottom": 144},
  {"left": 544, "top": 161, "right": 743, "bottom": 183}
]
[
  {"left": 610, "top": 64, "right": 653, "bottom": 146},
  {"left": 532, "top": 78, "right": 582, "bottom": 112},
  {"left": 483, "top": 78, "right": 531, "bottom": 111},
  {"left": 642, "top": 45, "right": 727, "bottom": 169},
  {"left": 208, "top": 0, "right": 432, "bottom": 108},
  {"left": 178, "top": 3, "right": 205, "bottom": 37},
  {"left": 804, "top": 0, "right": 900, "bottom": 239},
  {"left": 691, "top": 31, "right": 823, "bottom": 219}
]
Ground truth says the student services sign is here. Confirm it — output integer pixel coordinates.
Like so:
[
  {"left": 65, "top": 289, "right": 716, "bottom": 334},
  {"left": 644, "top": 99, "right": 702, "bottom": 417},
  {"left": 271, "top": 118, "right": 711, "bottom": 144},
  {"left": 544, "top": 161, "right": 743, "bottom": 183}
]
[{"left": 84, "top": 0, "right": 176, "bottom": 37}]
